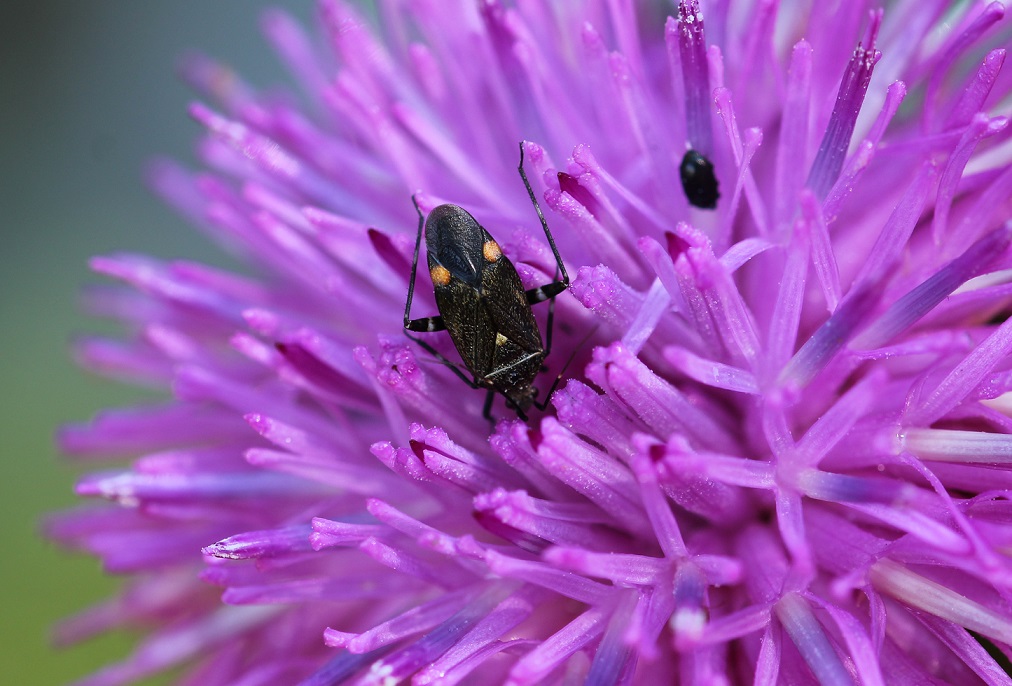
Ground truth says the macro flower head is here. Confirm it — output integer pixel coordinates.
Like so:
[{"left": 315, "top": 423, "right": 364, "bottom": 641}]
[{"left": 50, "top": 0, "right": 1012, "bottom": 684}]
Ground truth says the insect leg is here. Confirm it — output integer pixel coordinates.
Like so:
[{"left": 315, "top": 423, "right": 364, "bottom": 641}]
[
  {"left": 404, "top": 330, "right": 480, "bottom": 390},
  {"left": 518, "top": 141, "right": 570, "bottom": 363},
  {"left": 518, "top": 141, "right": 570, "bottom": 287},
  {"left": 404, "top": 196, "right": 448, "bottom": 334},
  {"left": 533, "top": 326, "right": 597, "bottom": 412},
  {"left": 544, "top": 291, "right": 558, "bottom": 358},
  {"left": 402, "top": 195, "right": 424, "bottom": 328},
  {"left": 405, "top": 316, "right": 445, "bottom": 333},
  {"left": 403, "top": 195, "right": 443, "bottom": 331},
  {"left": 501, "top": 394, "right": 528, "bottom": 422},
  {"left": 482, "top": 390, "right": 495, "bottom": 423},
  {"left": 532, "top": 347, "right": 569, "bottom": 412},
  {"left": 525, "top": 281, "right": 567, "bottom": 361},
  {"left": 402, "top": 196, "right": 471, "bottom": 385},
  {"left": 525, "top": 282, "right": 567, "bottom": 305}
]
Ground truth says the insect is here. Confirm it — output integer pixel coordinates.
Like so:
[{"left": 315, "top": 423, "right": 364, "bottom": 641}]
[
  {"left": 403, "top": 141, "right": 570, "bottom": 421},
  {"left": 679, "top": 148, "right": 719, "bottom": 209}
]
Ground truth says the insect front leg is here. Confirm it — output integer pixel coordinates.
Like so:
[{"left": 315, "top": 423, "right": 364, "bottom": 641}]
[
  {"left": 525, "top": 282, "right": 567, "bottom": 305},
  {"left": 518, "top": 141, "right": 570, "bottom": 289},
  {"left": 518, "top": 141, "right": 571, "bottom": 360},
  {"left": 403, "top": 195, "right": 442, "bottom": 332}
]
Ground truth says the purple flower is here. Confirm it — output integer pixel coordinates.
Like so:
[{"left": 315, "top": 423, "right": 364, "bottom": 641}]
[{"left": 50, "top": 1, "right": 1012, "bottom": 684}]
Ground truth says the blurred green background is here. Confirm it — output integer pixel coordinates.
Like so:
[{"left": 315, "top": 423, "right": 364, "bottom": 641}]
[{"left": 1, "top": 2, "right": 309, "bottom": 683}]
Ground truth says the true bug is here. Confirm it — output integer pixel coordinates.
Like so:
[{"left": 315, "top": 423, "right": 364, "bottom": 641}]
[{"left": 403, "top": 142, "right": 570, "bottom": 421}]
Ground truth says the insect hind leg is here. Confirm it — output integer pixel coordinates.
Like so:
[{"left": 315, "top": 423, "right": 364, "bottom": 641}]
[{"left": 403, "top": 330, "right": 480, "bottom": 390}]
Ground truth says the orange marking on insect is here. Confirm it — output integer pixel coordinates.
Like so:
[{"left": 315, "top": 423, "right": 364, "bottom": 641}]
[
  {"left": 483, "top": 240, "right": 502, "bottom": 262},
  {"left": 430, "top": 265, "right": 451, "bottom": 286}
]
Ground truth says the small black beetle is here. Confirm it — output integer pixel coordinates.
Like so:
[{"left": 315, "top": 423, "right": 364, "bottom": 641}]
[
  {"left": 679, "top": 148, "right": 720, "bottom": 209},
  {"left": 403, "top": 142, "right": 569, "bottom": 421}
]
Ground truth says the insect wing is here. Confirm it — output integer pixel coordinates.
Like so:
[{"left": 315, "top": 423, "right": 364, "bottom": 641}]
[
  {"left": 480, "top": 253, "right": 545, "bottom": 395},
  {"left": 480, "top": 252, "right": 542, "bottom": 354},
  {"left": 433, "top": 276, "right": 493, "bottom": 380}
]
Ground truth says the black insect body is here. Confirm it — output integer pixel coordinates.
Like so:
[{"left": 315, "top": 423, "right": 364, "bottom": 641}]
[
  {"left": 403, "top": 143, "right": 569, "bottom": 421},
  {"left": 679, "top": 148, "right": 720, "bottom": 209}
]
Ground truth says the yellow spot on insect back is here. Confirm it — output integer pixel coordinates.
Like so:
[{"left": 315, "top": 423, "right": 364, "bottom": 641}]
[
  {"left": 430, "top": 265, "right": 451, "bottom": 286},
  {"left": 483, "top": 240, "right": 502, "bottom": 262}
]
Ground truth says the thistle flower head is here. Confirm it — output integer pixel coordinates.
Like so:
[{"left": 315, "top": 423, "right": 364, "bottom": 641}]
[{"left": 52, "top": 1, "right": 1012, "bottom": 684}]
